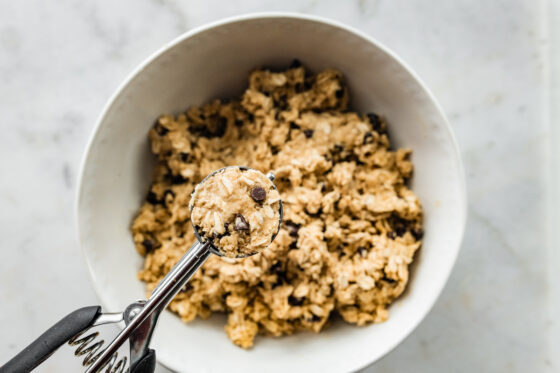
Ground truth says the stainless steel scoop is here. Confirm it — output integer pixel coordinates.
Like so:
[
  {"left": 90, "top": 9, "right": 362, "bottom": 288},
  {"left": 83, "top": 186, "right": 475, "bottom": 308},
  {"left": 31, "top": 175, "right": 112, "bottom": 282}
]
[
  {"left": 1, "top": 166, "right": 282, "bottom": 373},
  {"left": 191, "top": 166, "right": 283, "bottom": 258}
]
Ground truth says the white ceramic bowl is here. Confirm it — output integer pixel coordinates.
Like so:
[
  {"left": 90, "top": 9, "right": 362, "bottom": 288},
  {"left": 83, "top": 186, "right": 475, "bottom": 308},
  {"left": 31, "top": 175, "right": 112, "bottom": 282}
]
[{"left": 77, "top": 13, "right": 466, "bottom": 373}]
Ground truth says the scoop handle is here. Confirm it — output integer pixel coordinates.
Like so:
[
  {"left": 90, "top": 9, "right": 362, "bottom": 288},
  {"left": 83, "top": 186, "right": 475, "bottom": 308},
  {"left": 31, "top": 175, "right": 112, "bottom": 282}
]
[
  {"left": 130, "top": 348, "right": 156, "bottom": 373},
  {"left": 0, "top": 306, "right": 101, "bottom": 373},
  {"left": 87, "top": 241, "right": 212, "bottom": 373}
]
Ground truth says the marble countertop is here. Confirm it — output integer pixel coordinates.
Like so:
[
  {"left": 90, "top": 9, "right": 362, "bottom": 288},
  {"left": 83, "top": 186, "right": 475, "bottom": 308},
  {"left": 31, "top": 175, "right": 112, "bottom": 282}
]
[{"left": 0, "top": 0, "right": 555, "bottom": 372}]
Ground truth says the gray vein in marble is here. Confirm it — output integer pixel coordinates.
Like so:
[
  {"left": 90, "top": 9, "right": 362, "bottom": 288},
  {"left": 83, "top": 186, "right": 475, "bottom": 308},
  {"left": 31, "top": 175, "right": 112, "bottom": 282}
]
[
  {"left": 152, "top": 0, "right": 191, "bottom": 32},
  {"left": 357, "top": 0, "right": 381, "bottom": 17}
]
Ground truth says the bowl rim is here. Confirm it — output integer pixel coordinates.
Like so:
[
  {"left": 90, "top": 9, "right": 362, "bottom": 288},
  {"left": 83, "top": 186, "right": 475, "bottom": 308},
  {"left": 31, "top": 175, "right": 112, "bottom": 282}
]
[{"left": 75, "top": 11, "right": 467, "bottom": 373}]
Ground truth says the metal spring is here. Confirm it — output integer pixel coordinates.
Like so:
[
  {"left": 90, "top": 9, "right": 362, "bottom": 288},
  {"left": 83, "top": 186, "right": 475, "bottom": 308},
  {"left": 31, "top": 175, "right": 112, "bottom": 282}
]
[{"left": 68, "top": 330, "right": 129, "bottom": 373}]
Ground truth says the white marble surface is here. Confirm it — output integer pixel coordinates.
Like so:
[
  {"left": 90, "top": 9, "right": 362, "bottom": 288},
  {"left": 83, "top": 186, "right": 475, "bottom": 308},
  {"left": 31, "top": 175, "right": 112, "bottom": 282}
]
[{"left": 0, "top": 1, "right": 554, "bottom": 372}]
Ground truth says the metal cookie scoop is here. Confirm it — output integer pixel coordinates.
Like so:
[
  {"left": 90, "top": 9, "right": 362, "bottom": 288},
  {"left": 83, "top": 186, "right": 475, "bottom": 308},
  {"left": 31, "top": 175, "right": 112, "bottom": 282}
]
[
  {"left": 191, "top": 166, "right": 284, "bottom": 258},
  {"left": 1, "top": 167, "right": 282, "bottom": 373}
]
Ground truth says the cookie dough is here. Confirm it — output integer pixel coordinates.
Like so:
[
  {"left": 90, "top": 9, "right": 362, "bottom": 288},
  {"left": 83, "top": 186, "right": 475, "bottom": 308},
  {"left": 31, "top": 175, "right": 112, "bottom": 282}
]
[
  {"left": 190, "top": 167, "right": 281, "bottom": 258},
  {"left": 131, "top": 62, "right": 423, "bottom": 349}
]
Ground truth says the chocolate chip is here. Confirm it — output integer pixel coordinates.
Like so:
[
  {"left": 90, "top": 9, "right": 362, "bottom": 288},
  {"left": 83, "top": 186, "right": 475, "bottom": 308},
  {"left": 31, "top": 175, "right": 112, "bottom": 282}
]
[
  {"left": 250, "top": 186, "right": 266, "bottom": 202},
  {"left": 290, "top": 122, "right": 300, "bottom": 130},
  {"left": 271, "top": 146, "right": 280, "bottom": 155},
  {"left": 303, "top": 129, "right": 314, "bottom": 138},
  {"left": 146, "top": 191, "right": 159, "bottom": 205},
  {"left": 269, "top": 261, "right": 283, "bottom": 275},
  {"left": 367, "top": 113, "right": 385, "bottom": 134},
  {"left": 156, "top": 125, "right": 169, "bottom": 136},
  {"left": 188, "top": 126, "right": 209, "bottom": 137},
  {"left": 412, "top": 228, "right": 424, "bottom": 240},
  {"left": 142, "top": 239, "right": 155, "bottom": 253},
  {"left": 168, "top": 174, "right": 187, "bottom": 185},
  {"left": 388, "top": 213, "right": 410, "bottom": 237},
  {"left": 367, "top": 113, "right": 380, "bottom": 122},
  {"left": 288, "top": 295, "right": 305, "bottom": 306},
  {"left": 284, "top": 221, "right": 300, "bottom": 237},
  {"left": 333, "top": 144, "right": 344, "bottom": 153},
  {"left": 357, "top": 247, "right": 367, "bottom": 257},
  {"left": 189, "top": 115, "right": 227, "bottom": 138},
  {"left": 306, "top": 207, "right": 322, "bottom": 218},
  {"left": 234, "top": 214, "right": 250, "bottom": 231},
  {"left": 162, "top": 189, "right": 175, "bottom": 202},
  {"left": 180, "top": 152, "right": 190, "bottom": 162},
  {"left": 335, "top": 88, "right": 344, "bottom": 98},
  {"left": 290, "top": 59, "right": 302, "bottom": 68},
  {"left": 342, "top": 155, "right": 355, "bottom": 163},
  {"left": 212, "top": 116, "right": 228, "bottom": 137},
  {"left": 271, "top": 279, "right": 283, "bottom": 289},
  {"left": 382, "top": 277, "right": 397, "bottom": 284},
  {"left": 363, "top": 132, "right": 373, "bottom": 145},
  {"left": 277, "top": 95, "right": 289, "bottom": 111},
  {"left": 271, "top": 268, "right": 288, "bottom": 288},
  {"left": 309, "top": 314, "right": 321, "bottom": 322}
]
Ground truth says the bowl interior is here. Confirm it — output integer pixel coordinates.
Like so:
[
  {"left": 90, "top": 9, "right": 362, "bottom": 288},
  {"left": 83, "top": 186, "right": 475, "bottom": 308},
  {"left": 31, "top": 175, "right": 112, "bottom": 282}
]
[{"left": 77, "top": 14, "right": 466, "bottom": 373}]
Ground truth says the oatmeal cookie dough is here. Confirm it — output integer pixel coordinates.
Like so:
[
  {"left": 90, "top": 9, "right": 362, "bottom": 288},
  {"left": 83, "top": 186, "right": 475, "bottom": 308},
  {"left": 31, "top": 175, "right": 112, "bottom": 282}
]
[
  {"left": 131, "top": 62, "right": 423, "bottom": 349},
  {"left": 190, "top": 167, "right": 281, "bottom": 258}
]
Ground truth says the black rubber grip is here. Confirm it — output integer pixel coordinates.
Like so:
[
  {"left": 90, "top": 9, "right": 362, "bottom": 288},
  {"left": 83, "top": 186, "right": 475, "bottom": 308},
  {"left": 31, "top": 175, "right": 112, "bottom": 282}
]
[
  {"left": 0, "top": 306, "right": 101, "bottom": 373},
  {"left": 131, "top": 349, "right": 156, "bottom": 373}
]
